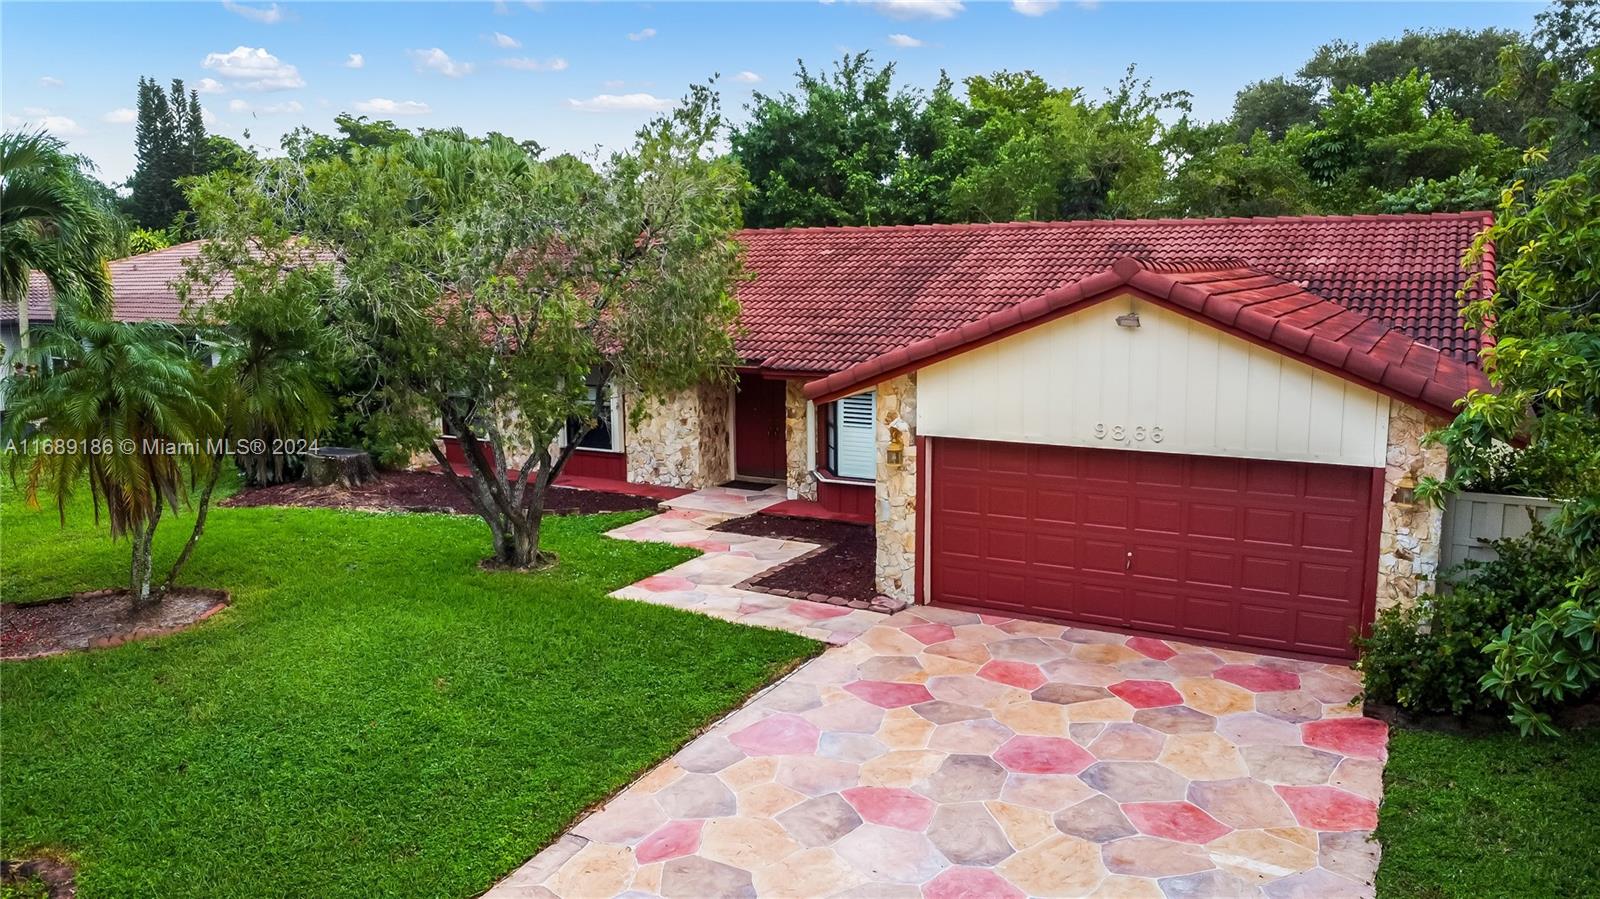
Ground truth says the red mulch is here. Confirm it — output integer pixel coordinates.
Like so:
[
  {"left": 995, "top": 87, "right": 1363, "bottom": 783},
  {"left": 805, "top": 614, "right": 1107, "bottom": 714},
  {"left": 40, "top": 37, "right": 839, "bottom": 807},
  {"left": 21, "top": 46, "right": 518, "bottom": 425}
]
[
  {"left": 1, "top": 588, "right": 229, "bottom": 661},
  {"left": 1, "top": 857, "right": 75, "bottom": 899},
  {"left": 223, "top": 469, "right": 661, "bottom": 517},
  {"left": 711, "top": 515, "right": 879, "bottom": 601}
]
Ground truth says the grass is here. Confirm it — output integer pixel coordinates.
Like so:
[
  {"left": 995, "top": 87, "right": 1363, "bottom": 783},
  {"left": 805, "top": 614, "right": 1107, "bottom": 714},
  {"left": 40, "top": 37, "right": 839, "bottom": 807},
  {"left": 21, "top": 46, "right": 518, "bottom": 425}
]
[
  {"left": 1376, "top": 725, "right": 1600, "bottom": 898},
  {"left": 0, "top": 481, "right": 819, "bottom": 897}
]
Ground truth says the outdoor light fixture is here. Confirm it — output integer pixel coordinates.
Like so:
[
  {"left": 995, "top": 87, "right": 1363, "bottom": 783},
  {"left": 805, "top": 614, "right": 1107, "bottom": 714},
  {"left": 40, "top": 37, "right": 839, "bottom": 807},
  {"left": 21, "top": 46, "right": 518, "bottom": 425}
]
[
  {"left": 885, "top": 417, "right": 908, "bottom": 466},
  {"left": 1391, "top": 473, "right": 1419, "bottom": 505},
  {"left": 1116, "top": 311, "right": 1141, "bottom": 328}
]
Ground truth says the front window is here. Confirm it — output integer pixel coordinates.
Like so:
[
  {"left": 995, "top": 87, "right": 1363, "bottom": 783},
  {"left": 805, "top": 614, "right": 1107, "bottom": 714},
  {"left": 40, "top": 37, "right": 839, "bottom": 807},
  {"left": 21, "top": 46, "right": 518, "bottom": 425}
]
[
  {"left": 827, "top": 390, "right": 876, "bottom": 480},
  {"left": 567, "top": 366, "right": 617, "bottom": 451}
]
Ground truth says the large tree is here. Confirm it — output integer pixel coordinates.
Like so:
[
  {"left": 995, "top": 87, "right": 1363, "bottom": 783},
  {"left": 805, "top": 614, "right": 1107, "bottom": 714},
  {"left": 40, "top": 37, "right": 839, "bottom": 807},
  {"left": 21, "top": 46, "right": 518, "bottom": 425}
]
[
  {"left": 0, "top": 130, "right": 119, "bottom": 353},
  {"left": 732, "top": 54, "right": 926, "bottom": 227},
  {"left": 126, "top": 77, "right": 215, "bottom": 230},
  {"left": 193, "top": 87, "right": 746, "bottom": 569}
]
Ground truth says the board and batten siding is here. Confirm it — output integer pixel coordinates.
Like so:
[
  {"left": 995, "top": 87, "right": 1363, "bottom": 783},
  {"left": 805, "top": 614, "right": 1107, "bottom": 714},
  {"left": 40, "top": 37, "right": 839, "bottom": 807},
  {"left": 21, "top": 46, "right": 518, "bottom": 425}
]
[{"left": 916, "top": 296, "right": 1390, "bottom": 468}]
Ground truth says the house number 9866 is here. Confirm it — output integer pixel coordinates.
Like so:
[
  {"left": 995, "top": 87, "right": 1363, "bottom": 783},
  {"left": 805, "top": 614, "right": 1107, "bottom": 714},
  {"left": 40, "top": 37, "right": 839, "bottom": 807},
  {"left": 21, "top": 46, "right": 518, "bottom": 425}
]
[{"left": 1094, "top": 423, "right": 1164, "bottom": 443}]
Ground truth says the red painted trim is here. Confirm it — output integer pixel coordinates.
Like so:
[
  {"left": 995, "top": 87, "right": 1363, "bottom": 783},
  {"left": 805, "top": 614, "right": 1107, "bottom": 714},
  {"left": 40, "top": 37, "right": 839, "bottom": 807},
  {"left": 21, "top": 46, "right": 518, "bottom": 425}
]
[
  {"left": 1358, "top": 467, "right": 1387, "bottom": 647},
  {"left": 760, "top": 497, "right": 873, "bottom": 526},
  {"left": 816, "top": 478, "right": 874, "bottom": 519},
  {"left": 914, "top": 434, "right": 928, "bottom": 605},
  {"left": 563, "top": 448, "right": 626, "bottom": 481}
]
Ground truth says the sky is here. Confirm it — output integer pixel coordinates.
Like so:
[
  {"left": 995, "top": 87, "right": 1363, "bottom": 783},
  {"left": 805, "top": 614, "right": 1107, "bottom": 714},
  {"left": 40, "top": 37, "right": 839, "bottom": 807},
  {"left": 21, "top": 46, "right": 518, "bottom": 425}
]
[{"left": 3, "top": 0, "right": 1541, "bottom": 186}]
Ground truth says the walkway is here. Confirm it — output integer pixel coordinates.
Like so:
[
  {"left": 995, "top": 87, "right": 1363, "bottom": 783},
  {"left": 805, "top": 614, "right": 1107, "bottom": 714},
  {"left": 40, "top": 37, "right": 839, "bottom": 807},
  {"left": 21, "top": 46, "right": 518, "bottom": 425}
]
[{"left": 487, "top": 488, "right": 1387, "bottom": 899}]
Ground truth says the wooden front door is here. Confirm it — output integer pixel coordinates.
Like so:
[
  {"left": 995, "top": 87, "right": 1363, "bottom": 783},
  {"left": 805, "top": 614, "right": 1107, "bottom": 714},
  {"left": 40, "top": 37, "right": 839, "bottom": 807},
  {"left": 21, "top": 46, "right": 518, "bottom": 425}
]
[{"left": 734, "top": 374, "right": 787, "bottom": 480}]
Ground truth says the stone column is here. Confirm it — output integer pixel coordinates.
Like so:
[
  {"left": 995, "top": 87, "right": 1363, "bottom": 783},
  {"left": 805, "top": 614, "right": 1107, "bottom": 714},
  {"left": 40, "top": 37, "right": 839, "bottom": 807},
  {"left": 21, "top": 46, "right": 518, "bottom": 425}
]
[
  {"left": 875, "top": 374, "right": 918, "bottom": 603},
  {"left": 784, "top": 380, "right": 817, "bottom": 501},
  {"left": 1377, "top": 402, "right": 1451, "bottom": 610},
  {"left": 623, "top": 383, "right": 733, "bottom": 489}
]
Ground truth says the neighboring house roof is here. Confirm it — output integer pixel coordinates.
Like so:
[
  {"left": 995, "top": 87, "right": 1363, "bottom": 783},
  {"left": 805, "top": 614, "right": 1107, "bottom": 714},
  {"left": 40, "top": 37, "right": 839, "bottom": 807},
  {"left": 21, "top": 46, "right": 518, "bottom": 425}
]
[
  {"left": 4, "top": 240, "right": 215, "bottom": 324},
  {"left": 734, "top": 211, "right": 1494, "bottom": 374},
  {"left": 804, "top": 256, "right": 1491, "bottom": 419}
]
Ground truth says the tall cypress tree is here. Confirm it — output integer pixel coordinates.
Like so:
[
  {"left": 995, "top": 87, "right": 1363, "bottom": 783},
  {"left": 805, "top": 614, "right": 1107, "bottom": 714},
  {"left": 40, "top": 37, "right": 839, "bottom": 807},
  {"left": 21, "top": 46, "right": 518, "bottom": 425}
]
[{"left": 127, "top": 77, "right": 212, "bottom": 231}]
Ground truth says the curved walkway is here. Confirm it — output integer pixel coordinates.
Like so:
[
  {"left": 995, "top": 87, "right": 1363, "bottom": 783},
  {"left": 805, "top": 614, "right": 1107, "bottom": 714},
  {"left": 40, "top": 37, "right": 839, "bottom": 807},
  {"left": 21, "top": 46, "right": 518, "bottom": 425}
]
[{"left": 487, "top": 493, "right": 1386, "bottom": 899}]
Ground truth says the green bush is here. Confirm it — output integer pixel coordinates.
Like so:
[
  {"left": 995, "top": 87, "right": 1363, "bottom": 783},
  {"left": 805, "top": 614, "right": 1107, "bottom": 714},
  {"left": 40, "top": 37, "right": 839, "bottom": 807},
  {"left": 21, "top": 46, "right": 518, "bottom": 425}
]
[{"left": 1357, "top": 523, "right": 1577, "bottom": 716}]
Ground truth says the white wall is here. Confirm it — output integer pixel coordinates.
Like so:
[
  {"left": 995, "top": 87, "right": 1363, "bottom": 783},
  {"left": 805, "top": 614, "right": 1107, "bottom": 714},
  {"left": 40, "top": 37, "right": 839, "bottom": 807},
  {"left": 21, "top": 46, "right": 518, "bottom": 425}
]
[{"left": 917, "top": 295, "right": 1390, "bottom": 468}]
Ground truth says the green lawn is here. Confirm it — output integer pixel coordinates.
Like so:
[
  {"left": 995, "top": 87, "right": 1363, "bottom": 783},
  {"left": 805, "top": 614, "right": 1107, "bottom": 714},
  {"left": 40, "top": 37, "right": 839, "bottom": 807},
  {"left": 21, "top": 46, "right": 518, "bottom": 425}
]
[
  {"left": 1377, "top": 726, "right": 1600, "bottom": 898},
  {"left": 0, "top": 483, "right": 818, "bottom": 897}
]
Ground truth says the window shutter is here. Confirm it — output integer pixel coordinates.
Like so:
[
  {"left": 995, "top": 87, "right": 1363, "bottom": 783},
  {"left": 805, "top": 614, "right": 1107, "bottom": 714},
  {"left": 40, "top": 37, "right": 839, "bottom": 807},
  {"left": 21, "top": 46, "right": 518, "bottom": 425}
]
[{"left": 834, "top": 391, "right": 877, "bottom": 480}]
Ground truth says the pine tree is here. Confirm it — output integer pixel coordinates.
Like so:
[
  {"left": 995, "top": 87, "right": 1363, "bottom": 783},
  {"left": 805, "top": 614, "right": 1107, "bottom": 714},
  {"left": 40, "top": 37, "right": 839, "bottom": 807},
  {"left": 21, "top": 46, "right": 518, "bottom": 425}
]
[{"left": 127, "top": 77, "right": 213, "bottom": 231}]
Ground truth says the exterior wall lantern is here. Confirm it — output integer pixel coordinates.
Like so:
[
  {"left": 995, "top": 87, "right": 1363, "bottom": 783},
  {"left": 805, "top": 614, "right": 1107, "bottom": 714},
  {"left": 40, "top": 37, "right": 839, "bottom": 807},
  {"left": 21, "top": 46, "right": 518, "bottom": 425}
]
[{"left": 885, "top": 417, "right": 908, "bottom": 466}]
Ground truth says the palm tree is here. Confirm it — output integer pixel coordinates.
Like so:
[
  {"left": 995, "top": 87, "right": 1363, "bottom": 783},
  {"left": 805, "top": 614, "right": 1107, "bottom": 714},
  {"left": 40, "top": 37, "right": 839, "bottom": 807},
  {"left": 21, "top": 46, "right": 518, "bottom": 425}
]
[
  {"left": 3, "top": 316, "right": 214, "bottom": 605},
  {"left": 1, "top": 130, "right": 121, "bottom": 353}
]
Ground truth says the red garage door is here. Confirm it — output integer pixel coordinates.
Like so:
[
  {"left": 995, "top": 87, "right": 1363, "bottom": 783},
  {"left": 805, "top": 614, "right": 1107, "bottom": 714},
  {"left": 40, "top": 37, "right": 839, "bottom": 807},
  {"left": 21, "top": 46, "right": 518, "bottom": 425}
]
[{"left": 929, "top": 438, "right": 1380, "bottom": 659}]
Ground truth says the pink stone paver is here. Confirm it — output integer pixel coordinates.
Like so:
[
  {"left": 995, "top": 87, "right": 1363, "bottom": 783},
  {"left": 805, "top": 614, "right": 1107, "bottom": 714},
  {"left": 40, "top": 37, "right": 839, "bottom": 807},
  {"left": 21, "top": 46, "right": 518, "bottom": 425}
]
[{"left": 484, "top": 497, "right": 1389, "bottom": 898}]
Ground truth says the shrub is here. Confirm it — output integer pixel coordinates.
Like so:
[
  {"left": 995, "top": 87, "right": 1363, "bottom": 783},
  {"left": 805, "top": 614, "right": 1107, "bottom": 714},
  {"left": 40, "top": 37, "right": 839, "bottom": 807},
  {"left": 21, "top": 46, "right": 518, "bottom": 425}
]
[{"left": 1357, "top": 523, "right": 1577, "bottom": 717}]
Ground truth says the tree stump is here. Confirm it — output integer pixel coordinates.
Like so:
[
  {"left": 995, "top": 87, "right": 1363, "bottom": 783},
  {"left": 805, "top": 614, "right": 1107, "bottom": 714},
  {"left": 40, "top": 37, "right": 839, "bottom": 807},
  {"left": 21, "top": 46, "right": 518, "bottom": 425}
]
[{"left": 305, "top": 447, "right": 376, "bottom": 488}]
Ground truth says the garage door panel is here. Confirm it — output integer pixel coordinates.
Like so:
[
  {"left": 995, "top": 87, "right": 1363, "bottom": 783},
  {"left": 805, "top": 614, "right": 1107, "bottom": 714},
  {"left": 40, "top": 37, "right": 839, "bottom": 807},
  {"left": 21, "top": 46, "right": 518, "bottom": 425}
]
[
  {"left": 1083, "top": 494, "right": 1129, "bottom": 528},
  {"left": 1302, "top": 514, "right": 1363, "bottom": 552},
  {"left": 985, "top": 485, "right": 1031, "bottom": 519},
  {"left": 1134, "top": 498, "right": 1183, "bottom": 534},
  {"left": 930, "top": 438, "right": 1378, "bottom": 659},
  {"left": 1243, "top": 508, "right": 1298, "bottom": 545},
  {"left": 1033, "top": 490, "right": 1078, "bottom": 522}
]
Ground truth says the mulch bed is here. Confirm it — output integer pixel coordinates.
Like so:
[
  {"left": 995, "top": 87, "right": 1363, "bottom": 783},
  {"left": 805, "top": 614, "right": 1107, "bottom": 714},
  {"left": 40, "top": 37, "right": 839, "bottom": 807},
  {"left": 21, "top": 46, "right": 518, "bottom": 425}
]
[
  {"left": 1, "top": 857, "right": 75, "bottom": 899},
  {"left": 223, "top": 469, "right": 661, "bottom": 517},
  {"left": 1, "top": 588, "right": 230, "bottom": 661},
  {"left": 710, "top": 514, "right": 903, "bottom": 611}
]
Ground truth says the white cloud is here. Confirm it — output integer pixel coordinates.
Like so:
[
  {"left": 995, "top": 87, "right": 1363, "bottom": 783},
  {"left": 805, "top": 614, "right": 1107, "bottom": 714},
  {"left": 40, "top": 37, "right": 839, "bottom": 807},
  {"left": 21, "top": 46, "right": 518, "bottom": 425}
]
[
  {"left": 202, "top": 46, "right": 305, "bottom": 90},
  {"left": 353, "top": 97, "right": 432, "bottom": 116},
  {"left": 566, "top": 93, "right": 672, "bottom": 112},
  {"left": 627, "top": 27, "right": 656, "bottom": 41},
  {"left": 868, "top": 0, "right": 963, "bottom": 20},
  {"left": 195, "top": 77, "right": 228, "bottom": 94},
  {"left": 201, "top": 106, "right": 220, "bottom": 125},
  {"left": 732, "top": 70, "right": 762, "bottom": 84},
  {"left": 229, "top": 98, "right": 303, "bottom": 115},
  {"left": 38, "top": 76, "right": 64, "bottom": 88},
  {"left": 410, "top": 47, "right": 473, "bottom": 78},
  {"left": 103, "top": 108, "right": 137, "bottom": 124},
  {"left": 221, "top": 1, "right": 286, "bottom": 24},
  {"left": 344, "top": 53, "right": 365, "bottom": 69},
  {"left": 4, "top": 110, "right": 84, "bottom": 135},
  {"left": 603, "top": 79, "right": 626, "bottom": 89},
  {"left": 500, "top": 56, "right": 568, "bottom": 71},
  {"left": 1010, "top": 0, "right": 1059, "bottom": 14},
  {"left": 489, "top": 31, "right": 521, "bottom": 48},
  {"left": 493, "top": 0, "right": 511, "bottom": 14},
  {"left": 887, "top": 33, "right": 924, "bottom": 47}
]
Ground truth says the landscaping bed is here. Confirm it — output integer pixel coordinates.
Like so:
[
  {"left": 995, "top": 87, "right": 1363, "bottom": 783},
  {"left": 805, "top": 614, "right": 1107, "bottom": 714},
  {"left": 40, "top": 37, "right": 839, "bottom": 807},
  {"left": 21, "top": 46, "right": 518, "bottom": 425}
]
[
  {"left": 223, "top": 468, "right": 660, "bottom": 516},
  {"left": 0, "top": 489, "right": 816, "bottom": 897},
  {"left": 1376, "top": 726, "right": 1600, "bottom": 897},
  {"left": 1, "top": 588, "right": 228, "bottom": 660},
  {"left": 709, "top": 514, "right": 884, "bottom": 605}
]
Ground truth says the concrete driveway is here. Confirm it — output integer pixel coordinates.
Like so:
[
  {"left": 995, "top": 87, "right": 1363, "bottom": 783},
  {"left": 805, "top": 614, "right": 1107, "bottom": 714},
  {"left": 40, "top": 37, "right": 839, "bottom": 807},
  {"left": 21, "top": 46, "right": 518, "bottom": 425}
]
[{"left": 488, "top": 498, "right": 1387, "bottom": 898}]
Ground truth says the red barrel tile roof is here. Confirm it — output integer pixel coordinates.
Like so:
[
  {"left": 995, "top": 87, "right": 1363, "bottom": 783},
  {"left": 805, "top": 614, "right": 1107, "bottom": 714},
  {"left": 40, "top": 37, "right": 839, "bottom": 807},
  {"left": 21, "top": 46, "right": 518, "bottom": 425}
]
[
  {"left": 734, "top": 212, "right": 1493, "bottom": 373},
  {"left": 804, "top": 257, "right": 1490, "bottom": 419}
]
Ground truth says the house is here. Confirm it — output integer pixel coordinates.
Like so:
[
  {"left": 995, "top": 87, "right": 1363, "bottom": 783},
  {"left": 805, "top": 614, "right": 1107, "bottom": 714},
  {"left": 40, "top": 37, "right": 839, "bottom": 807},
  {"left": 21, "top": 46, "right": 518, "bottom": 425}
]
[
  {"left": 1, "top": 241, "right": 211, "bottom": 412},
  {"left": 599, "top": 212, "right": 1494, "bottom": 661}
]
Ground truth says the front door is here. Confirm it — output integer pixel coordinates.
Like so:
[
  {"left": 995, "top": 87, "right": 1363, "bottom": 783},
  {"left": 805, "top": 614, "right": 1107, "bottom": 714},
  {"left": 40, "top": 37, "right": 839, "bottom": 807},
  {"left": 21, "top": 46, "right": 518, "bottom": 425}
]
[{"left": 734, "top": 373, "right": 787, "bottom": 481}]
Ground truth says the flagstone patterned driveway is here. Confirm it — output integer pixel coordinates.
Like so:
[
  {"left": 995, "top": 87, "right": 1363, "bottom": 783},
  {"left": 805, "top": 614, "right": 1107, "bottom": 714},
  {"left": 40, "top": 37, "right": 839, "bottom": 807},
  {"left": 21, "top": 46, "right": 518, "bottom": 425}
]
[{"left": 488, "top": 501, "right": 1387, "bottom": 899}]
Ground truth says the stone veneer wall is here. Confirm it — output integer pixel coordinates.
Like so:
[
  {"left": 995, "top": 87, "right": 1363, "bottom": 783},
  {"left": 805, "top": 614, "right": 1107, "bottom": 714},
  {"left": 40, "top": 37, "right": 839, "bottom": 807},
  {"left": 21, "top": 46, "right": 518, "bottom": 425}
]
[
  {"left": 875, "top": 374, "right": 919, "bottom": 603},
  {"left": 624, "top": 383, "right": 732, "bottom": 489},
  {"left": 1377, "top": 401, "right": 1451, "bottom": 610},
  {"left": 784, "top": 381, "right": 817, "bottom": 501}
]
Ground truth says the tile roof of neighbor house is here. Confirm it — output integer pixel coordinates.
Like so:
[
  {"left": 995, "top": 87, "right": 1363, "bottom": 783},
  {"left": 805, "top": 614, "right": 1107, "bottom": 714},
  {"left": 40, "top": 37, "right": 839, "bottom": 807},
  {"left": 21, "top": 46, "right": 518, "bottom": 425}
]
[
  {"left": 804, "top": 257, "right": 1492, "bottom": 419},
  {"left": 733, "top": 211, "right": 1495, "bottom": 374},
  {"left": 6, "top": 240, "right": 216, "bottom": 323}
]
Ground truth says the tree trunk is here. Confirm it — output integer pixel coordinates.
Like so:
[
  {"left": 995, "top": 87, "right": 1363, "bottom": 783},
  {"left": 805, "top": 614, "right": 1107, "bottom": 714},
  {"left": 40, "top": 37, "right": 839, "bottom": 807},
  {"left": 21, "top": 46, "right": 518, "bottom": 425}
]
[
  {"left": 17, "top": 290, "right": 29, "bottom": 354},
  {"left": 130, "top": 503, "right": 163, "bottom": 607},
  {"left": 158, "top": 453, "right": 223, "bottom": 598}
]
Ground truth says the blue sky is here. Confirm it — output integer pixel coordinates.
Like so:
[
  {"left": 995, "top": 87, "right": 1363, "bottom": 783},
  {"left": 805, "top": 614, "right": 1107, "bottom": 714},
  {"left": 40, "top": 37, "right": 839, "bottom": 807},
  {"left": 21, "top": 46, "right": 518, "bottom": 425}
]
[{"left": 4, "top": 1, "right": 1540, "bottom": 185}]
